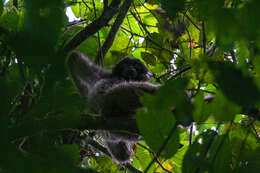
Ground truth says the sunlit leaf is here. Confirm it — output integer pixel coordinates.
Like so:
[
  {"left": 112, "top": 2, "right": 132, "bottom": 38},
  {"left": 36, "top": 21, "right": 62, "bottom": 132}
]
[
  {"left": 0, "top": 8, "right": 20, "bottom": 32},
  {"left": 133, "top": 143, "right": 155, "bottom": 171}
]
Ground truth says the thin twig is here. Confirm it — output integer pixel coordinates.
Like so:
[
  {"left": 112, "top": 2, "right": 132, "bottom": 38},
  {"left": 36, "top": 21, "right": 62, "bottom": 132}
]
[
  {"left": 130, "top": 10, "right": 151, "bottom": 37},
  {"left": 67, "top": 19, "right": 87, "bottom": 27},
  {"left": 137, "top": 143, "right": 172, "bottom": 173},
  {"left": 183, "top": 13, "right": 200, "bottom": 31},
  {"left": 202, "top": 21, "right": 207, "bottom": 55},
  {"left": 103, "top": 0, "right": 108, "bottom": 12},
  {"left": 82, "top": 0, "right": 91, "bottom": 11},
  {"left": 169, "top": 66, "right": 192, "bottom": 80},
  {"left": 121, "top": 26, "right": 144, "bottom": 37},
  {"left": 130, "top": 10, "right": 182, "bottom": 58},
  {"left": 230, "top": 49, "right": 237, "bottom": 63},
  {"left": 183, "top": 10, "right": 192, "bottom": 59},
  {"left": 186, "top": 88, "right": 215, "bottom": 94},
  {"left": 92, "top": 0, "right": 103, "bottom": 66},
  {"left": 189, "top": 123, "right": 193, "bottom": 145}
]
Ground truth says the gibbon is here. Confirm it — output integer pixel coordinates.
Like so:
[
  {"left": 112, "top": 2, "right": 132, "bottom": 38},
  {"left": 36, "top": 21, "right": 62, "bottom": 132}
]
[{"left": 67, "top": 51, "right": 159, "bottom": 163}]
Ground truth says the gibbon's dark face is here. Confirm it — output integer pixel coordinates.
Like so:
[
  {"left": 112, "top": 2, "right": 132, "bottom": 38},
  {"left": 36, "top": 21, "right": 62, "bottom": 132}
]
[{"left": 112, "top": 57, "right": 151, "bottom": 81}]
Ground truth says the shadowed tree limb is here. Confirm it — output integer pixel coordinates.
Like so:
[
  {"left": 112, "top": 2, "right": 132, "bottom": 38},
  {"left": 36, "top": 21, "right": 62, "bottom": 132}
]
[
  {"left": 78, "top": 116, "right": 139, "bottom": 133},
  {"left": 95, "top": 0, "right": 133, "bottom": 65},
  {"left": 63, "top": 0, "right": 122, "bottom": 53},
  {"left": 10, "top": 94, "right": 260, "bottom": 141},
  {"left": 9, "top": 115, "right": 139, "bottom": 140}
]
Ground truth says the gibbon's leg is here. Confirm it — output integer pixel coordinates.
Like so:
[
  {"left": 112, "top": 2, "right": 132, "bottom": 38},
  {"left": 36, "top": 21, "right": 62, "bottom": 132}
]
[
  {"left": 101, "top": 82, "right": 159, "bottom": 163},
  {"left": 102, "top": 81, "right": 160, "bottom": 117},
  {"left": 66, "top": 51, "right": 110, "bottom": 97},
  {"left": 105, "top": 140, "right": 134, "bottom": 163}
]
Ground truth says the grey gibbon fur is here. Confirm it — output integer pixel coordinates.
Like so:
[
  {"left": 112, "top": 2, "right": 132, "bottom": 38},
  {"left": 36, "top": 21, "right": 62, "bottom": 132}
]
[{"left": 67, "top": 51, "right": 160, "bottom": 163}]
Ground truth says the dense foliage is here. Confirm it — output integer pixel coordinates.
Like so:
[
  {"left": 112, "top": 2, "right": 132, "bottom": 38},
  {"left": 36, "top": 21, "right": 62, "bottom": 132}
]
[{"left": 1, "top": 0, "right": 260, "bottom": 172}]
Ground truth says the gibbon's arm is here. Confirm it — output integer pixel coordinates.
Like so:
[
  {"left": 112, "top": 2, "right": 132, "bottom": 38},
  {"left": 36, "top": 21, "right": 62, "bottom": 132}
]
[
  {"left": 102, "top": 81, "right": 160, "bottom": 117},
  {"left": 67, "top": 51, "right": 110, "bottom": 97},
  {"left": 109, "top": 81, "right": 160, "bottom": 94}
]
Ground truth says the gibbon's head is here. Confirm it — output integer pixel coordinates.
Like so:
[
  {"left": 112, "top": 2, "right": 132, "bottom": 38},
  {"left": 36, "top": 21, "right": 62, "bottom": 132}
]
[{"left": 112, "top": 57, "right": 152, "bottom": 81}]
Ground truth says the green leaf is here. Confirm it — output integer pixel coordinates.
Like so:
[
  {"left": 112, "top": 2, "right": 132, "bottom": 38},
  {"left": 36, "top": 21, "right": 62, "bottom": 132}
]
[
  {"left": 145, "top": 0, "right": 160, "bottom": 5},
  {"left": 61, "top": 25, "right": 83, "bottom": 48},
  {"left": 137, "top": 108, "right": 179, "bottom": 159},
  {"left": 70, "top": 0, "right": 103, "bottom": 20},
  {"left": 143, "top": 78, "right": 192, "bottom": 125},
  {"left": 192, "top": 92, "right": 211, "bottom": 122},
  {"left": 70, "top": 0, "right": 83, "bottom": 18},
  {"left": 137, "top": 79, "right": 191, "bottom": 158},
  {"left": 208, "top": 61, "right": 260, "bottom": 107},
  {"left": 141, "top": 51, "right": 157, "bottom": 66},
  {"left": 0, "top": 72, "right": 22, "bottom": 115},
  {"left": 133, "top": 143, "right": 155, "bottom": 171},
  {"left": 234, "top": 147, "right": 260, "bottom": 173},
  {"left": 160, "top": 0, "right": 186, "bottom": 17},
  {"left": 143, "top": 32, "right": 165, "bottom": 51},
  {"left": 183, "top": 130, "right": 232, "bottom": 173},
  {"left": 0, "top": 8, "right": 20, "bottom": 32},
  {"left": 77, "top": 36, "right": 99, "bottom": 58},
  {"left": 210, "top": 91, "right": 241, "bottom": 122},
  {"left": 89, "top": 155, "right": 123, "bottom": 173},
  {"left": 230, "top": 123, "right": 260, "bottom": 172},
  {"left": 0, "top": 0, "right": 4, "bottom": 16},
  {"left": 183, "top": 130, "right": 216, "bottom": 173},
  {"left": 0, "top": 143, "right": 80, "bottom": 173},
  {"left": 104, "top": 50, "right": 129, "bottom": 67},
  {"left": 15, "top": 0, "right": 66, "bottom": 66},
  {"left": 210, "top": 134, "right": 232, "bottom": 173},
  {"left": 58, "top": 144, "right": 80, "bottom": 164}
]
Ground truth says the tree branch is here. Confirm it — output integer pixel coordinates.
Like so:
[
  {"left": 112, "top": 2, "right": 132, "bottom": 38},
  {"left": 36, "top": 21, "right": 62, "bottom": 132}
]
[
  {"left": 103, "top": 0, "right": 108, "bottom": 13},
  {"left": 95, "top": 0, "right": 133, "bottom": 65},
  {"left": 169, "top": 66, "right": 192, "bottom": 80},
  {"left": 78, "top": 116, "right": 139, "bottom": 133},
  {"left": 63, "top": 0, "right": 122, "bottom": 53},
  {"left": 10, "top": 115, "right": 139, "bottom": 140}
]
